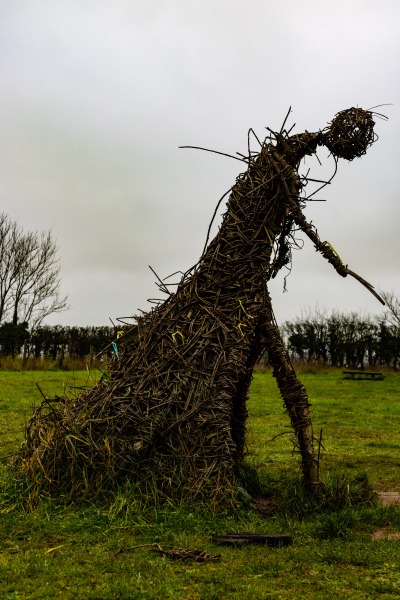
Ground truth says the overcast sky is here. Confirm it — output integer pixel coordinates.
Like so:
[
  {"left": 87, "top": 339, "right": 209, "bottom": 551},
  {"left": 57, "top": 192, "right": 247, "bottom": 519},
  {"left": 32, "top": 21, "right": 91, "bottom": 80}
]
[{"left": 1, "top": 0, "right": 399, "bottom": 326}]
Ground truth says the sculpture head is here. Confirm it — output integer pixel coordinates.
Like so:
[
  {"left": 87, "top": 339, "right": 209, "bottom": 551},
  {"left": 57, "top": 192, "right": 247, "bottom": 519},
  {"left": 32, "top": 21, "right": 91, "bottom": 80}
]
[{"left": 322, "top": 107, "right": 376, "bottom": 161}]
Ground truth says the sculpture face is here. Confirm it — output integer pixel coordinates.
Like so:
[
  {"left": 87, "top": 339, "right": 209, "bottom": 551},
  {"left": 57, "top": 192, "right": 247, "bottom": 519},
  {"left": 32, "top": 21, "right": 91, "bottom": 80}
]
[{"left": 323, "top": 107, "right": 376, "bottom": 161}]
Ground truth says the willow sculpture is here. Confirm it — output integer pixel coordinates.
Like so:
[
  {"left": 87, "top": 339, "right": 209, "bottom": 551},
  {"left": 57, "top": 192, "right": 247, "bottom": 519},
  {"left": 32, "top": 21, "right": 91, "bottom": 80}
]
[{"left": 18, "top": 107, "right": 384, "bottom": 504}]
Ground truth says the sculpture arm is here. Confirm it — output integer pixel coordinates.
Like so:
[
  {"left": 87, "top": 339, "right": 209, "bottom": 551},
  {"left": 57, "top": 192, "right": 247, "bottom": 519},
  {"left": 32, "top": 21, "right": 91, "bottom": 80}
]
[{"left": 291, "top": 207, "right": 385, "bottom": 305}]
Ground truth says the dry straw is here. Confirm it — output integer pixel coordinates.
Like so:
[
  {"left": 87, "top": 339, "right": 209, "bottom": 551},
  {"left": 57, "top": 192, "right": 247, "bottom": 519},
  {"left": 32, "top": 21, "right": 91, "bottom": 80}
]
[{"left": 16, "top": 108, "right": 384, "bottom": 505}]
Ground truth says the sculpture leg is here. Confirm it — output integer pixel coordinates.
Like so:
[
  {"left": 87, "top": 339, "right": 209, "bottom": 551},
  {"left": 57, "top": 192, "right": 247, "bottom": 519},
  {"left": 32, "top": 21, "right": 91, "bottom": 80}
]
[{"left": 261, "top": 317, "right": 319, "bottom": 490}]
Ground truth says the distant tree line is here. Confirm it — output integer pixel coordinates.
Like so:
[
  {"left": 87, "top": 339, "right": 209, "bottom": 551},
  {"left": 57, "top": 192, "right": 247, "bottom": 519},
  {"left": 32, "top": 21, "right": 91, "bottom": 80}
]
[
  {"left": 282, "top": 302, "right": 400, "bottom": 369},
  {"left": 0, "top": 324, "right": 118, "bottom": 363},
  {"left": 3, "top": 310, "right": 398, "bottom": 370}
]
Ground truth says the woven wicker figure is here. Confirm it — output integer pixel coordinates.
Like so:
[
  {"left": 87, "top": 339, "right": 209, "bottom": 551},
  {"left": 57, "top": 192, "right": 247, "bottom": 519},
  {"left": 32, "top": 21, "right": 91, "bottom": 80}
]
[{"left": 20, "top": 108, "right": 382, "bottom": 502}]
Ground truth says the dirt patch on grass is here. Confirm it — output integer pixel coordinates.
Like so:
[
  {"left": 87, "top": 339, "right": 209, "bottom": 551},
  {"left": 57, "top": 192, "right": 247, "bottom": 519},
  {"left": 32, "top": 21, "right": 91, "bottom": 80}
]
[
  {"left": 372, "top": 492, "right": 400, "bottom": 541},
  {"left": 251, "top": 497, "right": 278, "bottom": 517},
  {"left": 377, "top": 492, "right": 400, "bottom": 507},
  {"left": 372, "top": 527, "right": 400, "bottom": 541}
]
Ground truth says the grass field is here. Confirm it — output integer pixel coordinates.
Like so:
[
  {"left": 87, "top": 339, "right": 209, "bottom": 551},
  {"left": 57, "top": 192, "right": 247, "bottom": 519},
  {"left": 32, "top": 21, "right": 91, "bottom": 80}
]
[{"left": 0, "top": 368, "right": 399, "bottom": 599}]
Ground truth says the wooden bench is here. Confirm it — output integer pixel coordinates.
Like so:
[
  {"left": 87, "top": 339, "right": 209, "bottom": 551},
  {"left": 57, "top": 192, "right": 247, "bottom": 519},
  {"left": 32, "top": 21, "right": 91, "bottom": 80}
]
[{"left": 343, "top": 371, "right": 384, "bottom": 380}]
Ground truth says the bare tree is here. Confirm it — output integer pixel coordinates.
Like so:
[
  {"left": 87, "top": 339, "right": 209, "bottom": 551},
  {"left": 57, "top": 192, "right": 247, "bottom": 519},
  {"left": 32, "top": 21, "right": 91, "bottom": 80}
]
[
  {"left": 0, "top": 213, "right": 20, "bottom": 322},
  {"left": 0, "top": 212, "right": 69, "bottom": 329},
  {"left": 381, "top": 290, "right": 400, "bottom": 328}
]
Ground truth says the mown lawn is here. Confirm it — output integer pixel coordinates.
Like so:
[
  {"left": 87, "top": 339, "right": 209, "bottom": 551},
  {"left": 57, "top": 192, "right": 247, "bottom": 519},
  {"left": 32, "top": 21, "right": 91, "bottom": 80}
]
[
  {"left": 248, "top": 369, "right": 400, "bottom": 491},
  {"left": 0, "top": 368, "right": 399, "bottom": 599}
]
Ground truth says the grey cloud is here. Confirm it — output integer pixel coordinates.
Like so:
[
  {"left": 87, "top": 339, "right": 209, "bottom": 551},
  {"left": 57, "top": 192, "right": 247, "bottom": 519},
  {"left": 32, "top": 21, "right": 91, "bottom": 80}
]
[{"left": 0, "top": 0, "right": 399, "bottom": 325}]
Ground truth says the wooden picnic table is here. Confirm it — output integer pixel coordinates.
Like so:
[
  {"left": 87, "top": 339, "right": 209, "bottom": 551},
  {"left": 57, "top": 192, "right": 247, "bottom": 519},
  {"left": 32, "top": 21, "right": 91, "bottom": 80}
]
[{"left": 343, "top": 371, "right": 384, "bottom": 380}]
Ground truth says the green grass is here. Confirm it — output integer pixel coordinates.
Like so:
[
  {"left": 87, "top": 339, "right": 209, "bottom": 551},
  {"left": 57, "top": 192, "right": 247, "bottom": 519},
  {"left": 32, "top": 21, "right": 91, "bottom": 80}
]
[
  {"left": 0, "top": 370, "right": 101, "bottom": 461},
  {"left": 248, "top": 369, "right": 400, "bottom": 491},
  {"left": 0, "top": 368, "right": 400, "bottom": 599}
]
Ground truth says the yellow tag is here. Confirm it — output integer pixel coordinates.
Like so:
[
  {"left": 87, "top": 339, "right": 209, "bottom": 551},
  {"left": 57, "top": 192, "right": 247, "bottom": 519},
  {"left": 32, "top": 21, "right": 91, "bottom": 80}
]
[
  {"left": 324, "top": 241, "right": 342, "bottom": 263},
  {"left": 239, "top": 300, "right": 254, "bottom": 319},
  {"left": 172, "top": 331, "right": 185, "bottom": 344},
  {"left": 237, "top": 323, "right": 247, "bottom": 336}
]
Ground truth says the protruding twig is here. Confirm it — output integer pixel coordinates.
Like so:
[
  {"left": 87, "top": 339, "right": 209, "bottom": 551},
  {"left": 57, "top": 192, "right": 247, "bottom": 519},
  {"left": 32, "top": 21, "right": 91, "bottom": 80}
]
[{"left": 346, "top": 269, "right": 385, "bottom": 305}]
